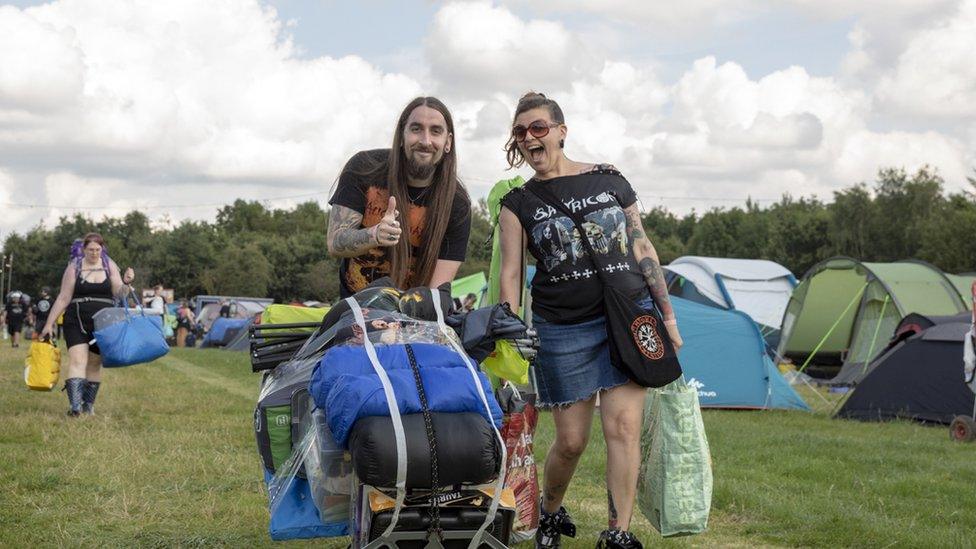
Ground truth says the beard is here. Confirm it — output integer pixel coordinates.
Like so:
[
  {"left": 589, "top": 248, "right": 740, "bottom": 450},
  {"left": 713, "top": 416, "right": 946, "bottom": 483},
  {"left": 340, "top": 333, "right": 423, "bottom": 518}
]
[{"left": 406, "top": 149, "right": 439, "bottom": 180}]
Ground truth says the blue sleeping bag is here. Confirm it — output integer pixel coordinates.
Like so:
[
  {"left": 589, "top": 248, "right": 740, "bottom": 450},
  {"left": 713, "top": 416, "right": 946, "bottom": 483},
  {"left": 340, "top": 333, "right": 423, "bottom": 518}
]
[{"left": 309, "top": 343, "right": 502, "bottom": 448}]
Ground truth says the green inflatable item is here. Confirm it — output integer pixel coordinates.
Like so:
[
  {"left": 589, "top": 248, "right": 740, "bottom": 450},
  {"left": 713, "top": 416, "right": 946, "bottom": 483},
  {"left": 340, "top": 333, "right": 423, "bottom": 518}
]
[
  {"left": 486, "top": 176, "right": 527, "bottom": 311},
  {"left": 451, "top": 272, "right": 487, "bottom": 308},
  {"left": 638, "top": 378, "right": 713, "bottom": 537}
]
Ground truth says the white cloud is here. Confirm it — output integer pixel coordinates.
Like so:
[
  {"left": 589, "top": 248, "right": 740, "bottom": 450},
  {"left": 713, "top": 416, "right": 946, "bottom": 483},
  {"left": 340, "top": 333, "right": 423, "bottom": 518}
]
[
  {"left": 1, "top": 0, "right": 974, "bottom": 240},
  {"left": 0, "top": 0, "right": 424, "bottom": 192},
  {"left": 426, "top": 1, "right": 599, "bottom": 97},
  {"left": 875, "top": 0, "right": 976, "bottom": 119}
]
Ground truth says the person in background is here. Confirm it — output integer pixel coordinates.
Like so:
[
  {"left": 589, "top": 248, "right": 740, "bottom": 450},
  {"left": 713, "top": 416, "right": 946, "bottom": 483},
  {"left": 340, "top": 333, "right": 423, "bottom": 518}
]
[
  {"left": 218, "top": 299, "right": 230, "bottom": 318},
  {"left": 41, "top": 233, "right": 136, "bottom": 416},
  {"left": 33, "top": 287, "right": 53, "bottom": 338},
  {"left": 176, "top": 300, "right": 196, "bottom": 347},
  {"left": 2, "top": 290, "right": 26, "bottom": 348},
  {"left": 461, "top": 292, "right": 478, "bottom": 312},
  {"left": 498, "top": 92, "right": 683, "bottom": 549},
  {"left": 146, "top": 285, "right": 166, "bottom": 315}
]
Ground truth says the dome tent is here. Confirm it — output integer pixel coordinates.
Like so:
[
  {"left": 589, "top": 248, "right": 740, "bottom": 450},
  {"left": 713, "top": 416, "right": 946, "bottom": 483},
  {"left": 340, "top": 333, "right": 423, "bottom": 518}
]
[
  {"left": 777, "top": 257, "right": 966, "bottom": 375},
  {"left": 665, "top": 256, "right": 797, "bottom": 346},
  {"left": 673, "top": 296, "right": 809, "bottom": 410}
]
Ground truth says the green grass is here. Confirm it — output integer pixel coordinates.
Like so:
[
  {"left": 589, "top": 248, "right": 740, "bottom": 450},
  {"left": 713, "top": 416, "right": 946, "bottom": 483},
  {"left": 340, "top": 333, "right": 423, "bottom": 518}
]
[{"left": 1, "top": 344, "right": 974, "bottom": 548}]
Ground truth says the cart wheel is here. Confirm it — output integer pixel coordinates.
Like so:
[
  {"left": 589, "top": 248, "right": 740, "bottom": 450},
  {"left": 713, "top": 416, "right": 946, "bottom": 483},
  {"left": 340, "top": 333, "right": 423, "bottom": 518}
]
[{"left": 949, "top": 416, "right": 976, "bottom": 442}]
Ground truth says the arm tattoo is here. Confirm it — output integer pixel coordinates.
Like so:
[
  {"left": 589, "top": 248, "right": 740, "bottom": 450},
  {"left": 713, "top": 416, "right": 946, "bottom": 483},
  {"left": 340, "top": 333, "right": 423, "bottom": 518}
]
[
  {"left": 328, "top": 206, "right": 375, "bottom": 257},
  {"left": 624, "top": 207, "right": 647, "bottom": 243},
  {"left": 640, "top": 256, "right": 674, "bottom": 318}
]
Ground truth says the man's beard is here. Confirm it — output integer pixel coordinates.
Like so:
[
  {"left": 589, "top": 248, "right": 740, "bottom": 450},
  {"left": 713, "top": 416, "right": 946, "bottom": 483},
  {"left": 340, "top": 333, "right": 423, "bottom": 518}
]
[{"left": 407, "top": 150, "right": 438, "bottom": 180}]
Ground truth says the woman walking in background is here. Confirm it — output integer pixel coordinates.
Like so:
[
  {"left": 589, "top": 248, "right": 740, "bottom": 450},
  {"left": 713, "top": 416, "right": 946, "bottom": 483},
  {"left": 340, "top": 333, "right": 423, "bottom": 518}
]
[
  {"left": 498, "top": 93, "right": 683, "bottom": 549},
  {"left": 41, "top": 233, "right": 135, "bottom": 417}
]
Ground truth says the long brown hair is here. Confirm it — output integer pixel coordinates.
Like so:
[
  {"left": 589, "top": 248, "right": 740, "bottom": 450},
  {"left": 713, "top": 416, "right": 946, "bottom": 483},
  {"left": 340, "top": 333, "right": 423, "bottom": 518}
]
[
  {"left": 505, "top": 92, "right": 565, "bottom": 169},
  {"left": 385, "top": 97, "right": 468, "bottom": 288}
]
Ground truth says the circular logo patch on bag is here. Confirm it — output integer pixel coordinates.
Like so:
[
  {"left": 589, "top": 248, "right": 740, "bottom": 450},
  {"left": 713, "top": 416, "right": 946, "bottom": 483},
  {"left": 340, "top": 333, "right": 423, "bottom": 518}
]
[{"left": 631, "top": 315, "right": 665, "bottom": 360}]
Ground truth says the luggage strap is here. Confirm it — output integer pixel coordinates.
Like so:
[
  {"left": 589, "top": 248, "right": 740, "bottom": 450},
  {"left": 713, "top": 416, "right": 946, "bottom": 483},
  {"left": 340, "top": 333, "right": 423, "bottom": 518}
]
[
  {"left": 430, "top": 291, "right": 507, "bottom": 549},
  {"left": 404, "top": 344, "right": 443, "bottom": 542},
  {"left": 70, "top": 297, "right": 115, "bottom": 305}
]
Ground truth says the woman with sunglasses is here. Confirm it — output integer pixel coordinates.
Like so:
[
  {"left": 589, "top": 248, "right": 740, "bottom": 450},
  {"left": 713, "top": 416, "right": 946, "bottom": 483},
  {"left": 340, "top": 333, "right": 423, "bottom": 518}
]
[{"left": 498, "top": 92, "right": 682, "bottom": 549}]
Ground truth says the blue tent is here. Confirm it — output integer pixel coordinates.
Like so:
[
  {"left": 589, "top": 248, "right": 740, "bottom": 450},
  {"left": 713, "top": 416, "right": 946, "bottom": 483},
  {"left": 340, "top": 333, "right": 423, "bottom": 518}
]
[
  {"left": 202, "top": 317, "right": 251, "bottom": 348},
  {"left": 674, "top": 296, "right": 809, "bottom": 410}
]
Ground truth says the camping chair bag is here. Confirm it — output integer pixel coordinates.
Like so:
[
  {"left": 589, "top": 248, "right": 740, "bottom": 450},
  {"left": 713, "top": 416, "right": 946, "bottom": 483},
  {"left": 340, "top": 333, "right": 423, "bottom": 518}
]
[
  {"left": 348, "top": 412, "right": 501, "bottom": 488},
  {"left": 24, "top": 339, "right": 61, "bottom": 391},
  {"left": 92, "top": 307, "right": 168, "bottom": 367},
  {"left": 638, "top": 378, "right": 713, "bottom": 537}
]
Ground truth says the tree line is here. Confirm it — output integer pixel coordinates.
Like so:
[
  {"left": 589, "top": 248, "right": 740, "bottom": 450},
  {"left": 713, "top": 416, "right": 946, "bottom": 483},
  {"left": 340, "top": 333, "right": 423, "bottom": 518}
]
[{"left": 2, "top": 167, "right": 973, "bottom": 303}]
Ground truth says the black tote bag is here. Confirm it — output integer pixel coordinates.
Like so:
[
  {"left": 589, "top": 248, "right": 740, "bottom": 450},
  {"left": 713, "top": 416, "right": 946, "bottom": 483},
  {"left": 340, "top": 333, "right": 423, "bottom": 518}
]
[{"left": 525, "top": 185, "right": 681, "bottom": 388}]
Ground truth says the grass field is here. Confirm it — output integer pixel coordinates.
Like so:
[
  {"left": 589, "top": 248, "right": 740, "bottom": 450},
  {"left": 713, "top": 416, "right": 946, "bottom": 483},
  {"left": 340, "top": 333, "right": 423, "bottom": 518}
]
[{"left": 2, "top": 344, "right": 975, "bottom": 548}]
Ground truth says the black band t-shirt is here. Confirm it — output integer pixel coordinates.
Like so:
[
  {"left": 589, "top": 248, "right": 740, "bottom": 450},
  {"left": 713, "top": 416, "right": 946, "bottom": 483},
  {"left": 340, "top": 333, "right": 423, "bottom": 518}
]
[
  {"left": 500, "top": 166, "right": 648, "bottom": 324},
  {"left": 329, "top": 149, "right": 471, "bottom": 298},
  {"left": 33, "top": 298, "right": 52, "bottom": 329}
]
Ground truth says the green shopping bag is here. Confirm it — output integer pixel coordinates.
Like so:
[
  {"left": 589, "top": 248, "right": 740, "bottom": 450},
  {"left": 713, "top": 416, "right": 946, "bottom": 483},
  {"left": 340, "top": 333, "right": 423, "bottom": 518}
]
[{"left": 637, "top": 377, "right": 713, "bottom": 537}]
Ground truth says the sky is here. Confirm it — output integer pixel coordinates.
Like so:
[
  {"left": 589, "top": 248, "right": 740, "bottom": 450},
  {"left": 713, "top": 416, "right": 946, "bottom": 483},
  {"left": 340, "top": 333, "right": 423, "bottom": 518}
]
[{"left": 1, "top": 0, "right": 974, "bottom": 237}]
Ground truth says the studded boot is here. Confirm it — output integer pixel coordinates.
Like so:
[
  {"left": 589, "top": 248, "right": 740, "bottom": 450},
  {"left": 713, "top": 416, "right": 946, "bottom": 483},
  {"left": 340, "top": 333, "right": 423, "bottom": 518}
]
[
  {"left": 64, "top": 378, "right": 85, "bottom": 417},
  {"left": 596, "top": 528, "right": 643, "bottom": 549},
  {"left": 536, "top": 504, "right": 577, "bottom": 548},
  {"left": 81, "top": 380, "right": 101, "bottom": 415}
]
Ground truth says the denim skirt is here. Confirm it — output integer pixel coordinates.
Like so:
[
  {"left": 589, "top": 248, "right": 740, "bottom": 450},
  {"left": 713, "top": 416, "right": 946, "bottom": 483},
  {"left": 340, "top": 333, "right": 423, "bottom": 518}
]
[{"left": 531, "top": 295, "right": 654, "bottom": 408}]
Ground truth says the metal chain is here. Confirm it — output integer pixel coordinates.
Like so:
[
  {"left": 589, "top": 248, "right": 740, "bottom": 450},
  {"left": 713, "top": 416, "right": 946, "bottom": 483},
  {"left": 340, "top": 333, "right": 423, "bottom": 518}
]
[{"left": 404, "top": 344, "right": 442, "bottom": 541}]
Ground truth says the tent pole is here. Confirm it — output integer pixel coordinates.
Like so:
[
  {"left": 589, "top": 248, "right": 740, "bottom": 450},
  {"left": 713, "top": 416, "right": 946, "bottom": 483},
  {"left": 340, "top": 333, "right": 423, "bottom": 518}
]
[
  {"left": 857, "top": 295, "right": 890, "bottom": 379},
  {"left": 797, "top": 282, "right": 868, "bottom": 375}
]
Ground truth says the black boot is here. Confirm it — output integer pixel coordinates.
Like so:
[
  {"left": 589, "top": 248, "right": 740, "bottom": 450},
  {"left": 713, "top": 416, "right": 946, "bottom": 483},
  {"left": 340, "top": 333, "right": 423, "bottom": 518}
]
[
  {"left": 596, "top": 529, "right": 643, "bottom": 549},
  {"left": 82, "top": 380, "right": 101, "bottom": 415},
  {"left": 536, "top": 504, "right": 576, "bottom": 548},
  {"left": 64, "top": 378, "right": 85, "bottom": 417}
]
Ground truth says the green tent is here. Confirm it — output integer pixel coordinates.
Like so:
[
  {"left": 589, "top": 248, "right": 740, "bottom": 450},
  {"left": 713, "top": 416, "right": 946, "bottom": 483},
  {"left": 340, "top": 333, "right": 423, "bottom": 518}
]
[
  {"left": 777, "top": 257, "right": 967, "bottom": 369},
  {"left": 947, "top": 273, "right": 976, "bottom": 310},
  {"left": 451, "top": 272, "right": 487, "bottom": 308}
]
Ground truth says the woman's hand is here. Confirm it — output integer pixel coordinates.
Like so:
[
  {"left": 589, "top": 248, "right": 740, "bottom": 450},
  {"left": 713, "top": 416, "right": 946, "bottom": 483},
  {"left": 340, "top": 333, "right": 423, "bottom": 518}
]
[
  {"left": 664, "top": 319, "right": 683, "bottom": 352},
  {"left": 123, "top": 267, "right": 135, "bottom": 284},
  {"left": 39, "top": 324, "right": 54, "bottom": 340}
]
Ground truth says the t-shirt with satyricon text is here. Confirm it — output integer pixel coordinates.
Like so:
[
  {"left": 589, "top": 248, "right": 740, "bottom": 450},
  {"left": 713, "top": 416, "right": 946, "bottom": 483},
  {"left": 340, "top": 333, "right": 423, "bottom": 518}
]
[
  {"left": 500, "top": 165, "right": 648, "bottom": 324},
  {"left": 329, "top": 149, "right": 471, "bottom": 298}
]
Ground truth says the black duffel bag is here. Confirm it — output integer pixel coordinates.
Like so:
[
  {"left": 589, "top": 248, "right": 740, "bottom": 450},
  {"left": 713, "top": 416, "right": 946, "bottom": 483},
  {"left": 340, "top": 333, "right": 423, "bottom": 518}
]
[{"left": 349, "top": 412, "right": 501, "bottom": 489}]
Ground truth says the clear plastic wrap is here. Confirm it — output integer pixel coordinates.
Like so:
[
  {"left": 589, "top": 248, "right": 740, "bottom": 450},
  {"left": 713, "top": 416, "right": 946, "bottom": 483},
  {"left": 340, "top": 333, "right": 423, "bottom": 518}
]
[
  {"left": 267, "top": 406, "right": 352, "bottom": 529},
  {"left": 305, "top": 409, "right": 353, "bottom": 524}
]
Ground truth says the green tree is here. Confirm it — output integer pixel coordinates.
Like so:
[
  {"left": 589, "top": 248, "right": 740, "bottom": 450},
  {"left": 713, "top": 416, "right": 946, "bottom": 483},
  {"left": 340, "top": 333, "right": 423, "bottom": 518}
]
[{"left": 200, "top": 242, "right": 272, "bottom": 296}]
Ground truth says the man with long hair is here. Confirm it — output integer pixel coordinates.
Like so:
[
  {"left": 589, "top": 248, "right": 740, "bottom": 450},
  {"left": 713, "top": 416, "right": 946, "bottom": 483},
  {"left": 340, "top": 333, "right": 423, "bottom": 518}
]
[{"left": 327, "top": 97, "right": 471, "bottom": 297}]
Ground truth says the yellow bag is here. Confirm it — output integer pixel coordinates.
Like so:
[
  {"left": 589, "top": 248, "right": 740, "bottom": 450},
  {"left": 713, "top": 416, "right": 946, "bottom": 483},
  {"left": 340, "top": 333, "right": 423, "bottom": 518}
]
[
  {"left": 481, "top": 340, "right": 529, "bottom": 385},
  {"left": 25, "top": 339, "right": 61, "bottom": 391}
]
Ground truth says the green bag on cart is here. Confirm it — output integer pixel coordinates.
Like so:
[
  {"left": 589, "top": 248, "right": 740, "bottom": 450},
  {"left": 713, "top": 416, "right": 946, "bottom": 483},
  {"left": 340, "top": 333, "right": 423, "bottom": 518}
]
[{"left": 637, "top": 377, "right": 713, "bottom": 537}]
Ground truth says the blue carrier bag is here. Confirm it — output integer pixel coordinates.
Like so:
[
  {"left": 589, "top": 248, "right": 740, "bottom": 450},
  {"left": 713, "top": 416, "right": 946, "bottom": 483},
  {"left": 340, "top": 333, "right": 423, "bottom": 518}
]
[{"left": 93, "top": 305, "right": 169, "bottom": 367}]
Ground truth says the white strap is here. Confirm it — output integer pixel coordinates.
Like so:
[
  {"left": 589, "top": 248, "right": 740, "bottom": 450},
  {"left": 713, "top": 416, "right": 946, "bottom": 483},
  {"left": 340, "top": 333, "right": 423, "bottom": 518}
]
[
  {"left": 430, "top": 291, "right": 507, "bottom": 549},
  {"left": 346, "top": 298, "right": 408, "bottom": 540}
]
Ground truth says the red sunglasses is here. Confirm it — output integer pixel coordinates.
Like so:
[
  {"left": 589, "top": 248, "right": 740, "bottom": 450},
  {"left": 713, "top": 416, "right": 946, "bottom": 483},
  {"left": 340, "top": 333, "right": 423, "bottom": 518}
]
[{"left": 512, "top": 120, "right": 560, "bottom": 142}]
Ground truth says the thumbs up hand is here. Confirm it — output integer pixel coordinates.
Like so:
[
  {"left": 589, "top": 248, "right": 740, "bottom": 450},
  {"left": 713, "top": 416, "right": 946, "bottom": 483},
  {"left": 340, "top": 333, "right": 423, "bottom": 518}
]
[{"left": 370, "top": 195, "right": 402, "bottom": 247}]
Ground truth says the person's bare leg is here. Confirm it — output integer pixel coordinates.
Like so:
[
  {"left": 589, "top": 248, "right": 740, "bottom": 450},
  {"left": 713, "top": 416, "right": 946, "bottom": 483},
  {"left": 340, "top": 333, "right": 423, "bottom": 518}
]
[
  {"left": 599, "top": 381, "right": 647, "bottom": 530},
  {"left": 85, "top": 352, "right": 102, "bottom": 382},
  {"left": 542, "top": 395, "right": 597, "bottom": 513}
]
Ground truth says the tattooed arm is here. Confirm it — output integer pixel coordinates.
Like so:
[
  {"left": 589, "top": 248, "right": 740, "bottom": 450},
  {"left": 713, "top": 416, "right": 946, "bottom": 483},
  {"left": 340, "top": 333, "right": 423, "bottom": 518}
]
[
  {"left": 327, "top": 205, "right": 378, "bottom": 258},
  {"left": 624, "top": 203, "right": 683, "bottom": 349}
]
